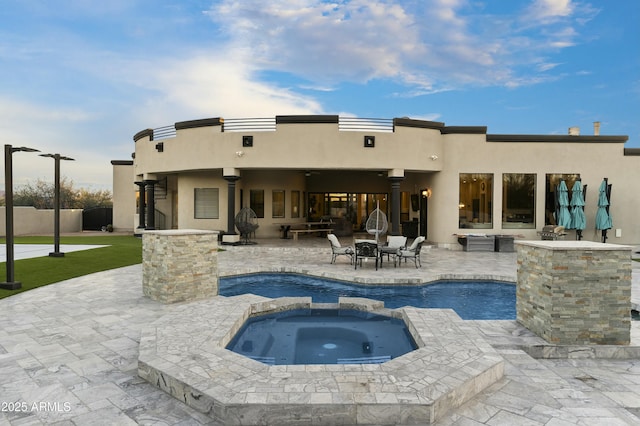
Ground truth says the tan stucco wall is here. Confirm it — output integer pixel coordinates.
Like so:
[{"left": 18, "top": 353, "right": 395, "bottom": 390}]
[
  {"left": 175, "top": 170, "right": 308, "bottom": 238},
  {"left": 429, "top": 134, "right": 639, "bottom": 248},
  {"left": 0, "top": 206, "right": 82, "bottom": 236},
  {"left": 134, "top": 123, "right": 443, "bottom": 176},
  {"left": 121, "top": 119, "right": 639, "bottom": 247},
  {"left": 112, "top": 163, "right": 137, "bottom": 232}
]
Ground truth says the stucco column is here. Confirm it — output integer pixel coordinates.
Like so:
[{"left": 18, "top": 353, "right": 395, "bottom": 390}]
[
  {"left": 145, "top": 180, "right": 157, "bottom": 230},
  {"left": 389, "top": 177, "right": 404, "bottom": 235},
  {"left": 135, "top": 181, "right": 146, "bottom": 230},
  {"left": 224, "top": 175, "right": 240, "bottom": 235}
]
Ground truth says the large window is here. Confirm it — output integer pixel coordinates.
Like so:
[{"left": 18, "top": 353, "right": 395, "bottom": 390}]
[
  {"left": 272, "top": 190, "right": 285, "bottom": 218},
  {"left": 459, "top": 173, "right": 493, "bottom": 229},
  {"left": 545, "top": 174, "right": 580, "bottom": 225},
  {"left": 291, "top": 190, "right": 300, "bottom": 218},
  {"left": 502, "top": 174, "right": 536, "bottom": 229},
  {"left": 250, "top": 189, "right": 264, "bottom": 218},
  {"left": 307, "top": 192, "right": 386, "bottom": 230},
  {"left": 194, "top": 188, "right": 219, "bottom": 219}
]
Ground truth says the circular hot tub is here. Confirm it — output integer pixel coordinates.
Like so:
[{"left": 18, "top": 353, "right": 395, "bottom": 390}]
[{"left": 226, "top": 308, "right": 417, "bottom": 365}]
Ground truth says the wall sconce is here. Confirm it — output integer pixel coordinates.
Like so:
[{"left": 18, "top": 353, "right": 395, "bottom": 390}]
[
  {"left": 242, "top": 135, "right": 253, "bottom": 147},
  {"left": 364, "top": 135, "right": 375, "bottom": 148},
  {"left": 235, "top": 151, "right": 245, "bottom": 157},
  {"left": 155, "top": 142, "right": 164, "bottom": 152},
  {"left": 430, "top": 154, "right": 438, "bottom": 161},
  {"left": 421, "top": 188, "right": 432, "bottom": 198}
]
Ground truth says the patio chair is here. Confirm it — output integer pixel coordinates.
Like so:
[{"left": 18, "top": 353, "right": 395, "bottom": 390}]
[
  {"left": 354, "top": 241, "right": 379, "bottom": 270},
  {"left": 379, "top": 235, "right": 407, "bottom": 266},
  {"left": 327, "top": 234, "right": 354, "bottom": 264},
  {"left": 395, "top": 236, "right": 425, "bottom": 268}
]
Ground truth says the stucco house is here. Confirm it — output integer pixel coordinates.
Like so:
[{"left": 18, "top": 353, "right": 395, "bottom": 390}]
[{"left": 111, "top": 115, "right": 640, "bottom": 248}]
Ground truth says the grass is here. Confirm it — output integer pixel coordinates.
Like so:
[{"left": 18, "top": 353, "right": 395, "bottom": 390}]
[{"left": 0, "top": 235, "right": 141, "bottom": 299}]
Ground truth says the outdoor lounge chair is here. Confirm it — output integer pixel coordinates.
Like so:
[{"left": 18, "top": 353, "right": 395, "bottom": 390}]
[
  {"left": 395, "top": 236, "right": 425, "bottom": 268},
  {"left": 355, "top": 241, "right": 379, "bottom": 270},
  {"left": 327, "top": 234, "right": 354, "bottom": 264}
]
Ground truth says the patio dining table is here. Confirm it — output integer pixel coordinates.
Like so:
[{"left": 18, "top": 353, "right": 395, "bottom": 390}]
[{"left": 354, "top": 239, "right": 398, "bottom": 268}]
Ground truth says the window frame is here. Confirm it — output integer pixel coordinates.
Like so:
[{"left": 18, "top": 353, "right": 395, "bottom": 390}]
[{"left": 194, "top": 188, "right": 219, "bottom": 219}]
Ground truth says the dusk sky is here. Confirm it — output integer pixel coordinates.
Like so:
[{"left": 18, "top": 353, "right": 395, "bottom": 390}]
[{"left": 1, "top": 0, "right": 638, "bottom": 191}]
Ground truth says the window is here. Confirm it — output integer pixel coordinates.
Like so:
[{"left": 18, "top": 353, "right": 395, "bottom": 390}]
[
  {"left": 401, "top": 191, "right": 410, "bottom": 222},
  {"left": 272, "top": 190, "right": 285, "bottom": 218},
  {"left": 459, "top": 173, "right": 493, "bottom": 229},
  {"left": 194, "top": 188, "right": 219, "bottom": 219},
  {"left": 250, "top": 189, "right": 264, "bottom": 218},
  {"left": 545, "top": 174, "right": 580, "bottom": 225},
  {"left": 291, "top": 190, "right": 300, "bottom": 218},
  {"left": 502, "top": 174, "right": 535, "bottom": 229}
]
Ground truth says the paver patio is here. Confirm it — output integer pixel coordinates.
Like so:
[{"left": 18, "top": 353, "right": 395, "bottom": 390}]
[{"left": 0, "top": 237, "right": 638, "bottom": 425}]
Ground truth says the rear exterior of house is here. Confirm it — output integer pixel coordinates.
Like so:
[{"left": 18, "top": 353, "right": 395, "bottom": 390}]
[{"left": 112, "top": 115, "right": 640, "bottom": 248}]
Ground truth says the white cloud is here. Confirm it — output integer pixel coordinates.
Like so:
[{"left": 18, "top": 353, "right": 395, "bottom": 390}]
[
  {"left": 205, "top": 1, "right": 425, "bottom": 85},
  {"left": 526, "top": 0, "right": 574, "bottom": 21},
  {"left": 537, "top": 62, "right": 562, "bottom": 72},
  {"left": 129, "top": 54, "right": 324, "bottom": 121},
  {"left": 203, "top": 0, "right": 596, "bottom": 93}
]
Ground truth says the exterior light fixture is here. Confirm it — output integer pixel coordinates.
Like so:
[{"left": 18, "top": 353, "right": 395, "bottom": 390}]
[
  {"left": 155, "top": 142, "right": 164, "bottom": 152},
  {"left": 39, "top": 153, "right": 75, "bottom": 257},
  {"left": 2, "top": 145, "right": 40, "bottom": 290},
  {"left": 364, "top": 136, "right": 375, "bottom": 148},
  {"left": 242, "top": 136, "right": 253, "bottom": 147}
]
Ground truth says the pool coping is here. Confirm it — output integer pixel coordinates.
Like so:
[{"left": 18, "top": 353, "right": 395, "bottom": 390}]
[
  {"left": 138, "top": 295, "right": 505, "bottom": 425},
  {"left": 219, "top": 267, "right": 517, "bottom": 286}
]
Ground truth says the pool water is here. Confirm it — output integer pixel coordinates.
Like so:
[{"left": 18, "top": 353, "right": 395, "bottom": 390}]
[
  {"left": 226, "top": 308, "right": 417, "bottom": 365},
  {"left": 219, "top": 273, "right": 516, "bottom": 320}
]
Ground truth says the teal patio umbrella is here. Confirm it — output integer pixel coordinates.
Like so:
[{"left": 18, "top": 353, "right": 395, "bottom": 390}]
[
  {"left": 569, "top": 180, "right": 586, "bottom": 240},
  {"left": 595, "top": 178, "right": 612, "bottom": 243},
  {"left": 555, "top": 180, "right": 571, "bottom": 229}
]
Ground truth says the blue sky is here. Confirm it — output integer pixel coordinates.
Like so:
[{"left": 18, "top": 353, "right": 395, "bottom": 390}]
[{"left": 1, "top": 0, "right": 638, "bottom": 190}]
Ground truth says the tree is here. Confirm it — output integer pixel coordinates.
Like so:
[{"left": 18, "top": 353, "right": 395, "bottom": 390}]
[
  {"left": 76, "top": 187, "right": 113, "bottom": 209},
  {"left": 8, "top": 177, "right": 112, "bottom": 209}
]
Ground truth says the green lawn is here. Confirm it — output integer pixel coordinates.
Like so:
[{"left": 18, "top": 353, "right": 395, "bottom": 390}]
[{"left": 0, "top": 235, "right": 141, "bottom": 299}]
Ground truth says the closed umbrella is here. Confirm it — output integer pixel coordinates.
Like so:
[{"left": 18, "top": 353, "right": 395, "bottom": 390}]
[
  {"left": 595, "top": 178, "right": 612, "bottom": 243},
  {"left": 569, "top": 180, "right": 586, "bottom": 240},
  {"left": 556, "top": 180, "right": 571, "bottom": 229}
]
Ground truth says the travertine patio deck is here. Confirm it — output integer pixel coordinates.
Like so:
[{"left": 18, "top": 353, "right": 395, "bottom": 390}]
[{"left": 0, "top": 237, "right": 638, "bottom": 424}]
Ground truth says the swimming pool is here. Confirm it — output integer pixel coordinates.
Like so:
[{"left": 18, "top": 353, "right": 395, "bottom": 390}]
[{"left": 219, "top": 273, "right": 516, "bottom": 320}]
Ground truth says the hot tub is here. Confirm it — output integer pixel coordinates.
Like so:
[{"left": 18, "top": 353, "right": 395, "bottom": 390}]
[
  {"left": 226, "top": 308, "right": 417, "bottom": 365},
  {"left": 138, "top": 295, "right": 505, "bottom": 425}
]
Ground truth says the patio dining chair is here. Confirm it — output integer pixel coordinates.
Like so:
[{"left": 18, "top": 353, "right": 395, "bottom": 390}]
[
  {"left": 395, "top": 236, "right": 425, "bottom": 268},
  {"left": 379, "top": 235, "right": 407, "bottom": 266},
  {"left": 327, "top": 234, "right": 354, "bottom": 264},
  {"left": 355, "top": 241, "right": 379, "bottom": 270}
]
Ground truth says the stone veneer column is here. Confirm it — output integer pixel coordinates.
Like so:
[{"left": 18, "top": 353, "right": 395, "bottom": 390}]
[
  {"left": 142, "top": 230, "right": 219, "bottom": 303},
  {"left": 516, "top": 240, "right": 631, "bottom": 345}
]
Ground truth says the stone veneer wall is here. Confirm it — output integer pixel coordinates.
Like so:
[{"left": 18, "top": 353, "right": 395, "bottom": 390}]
[
  {"left": 516, "top": 241, "right": 631, "bottom": 345},
  {"left": 142, "top": 229, "right": 219, "bottom": 303}
]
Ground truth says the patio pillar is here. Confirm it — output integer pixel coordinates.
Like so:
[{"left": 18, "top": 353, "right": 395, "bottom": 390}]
[
  {"left": 389, "top": 176, "right": 404, "bottom": 235},
  {"left": 224, "top": 175, "right": 240, "bottom": 235},
  {"left": 145, "top": 180, "right": 157, "bottom": 230},
  {"left": 135, "top": 181, "right": 146, "bottom": 230}
]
